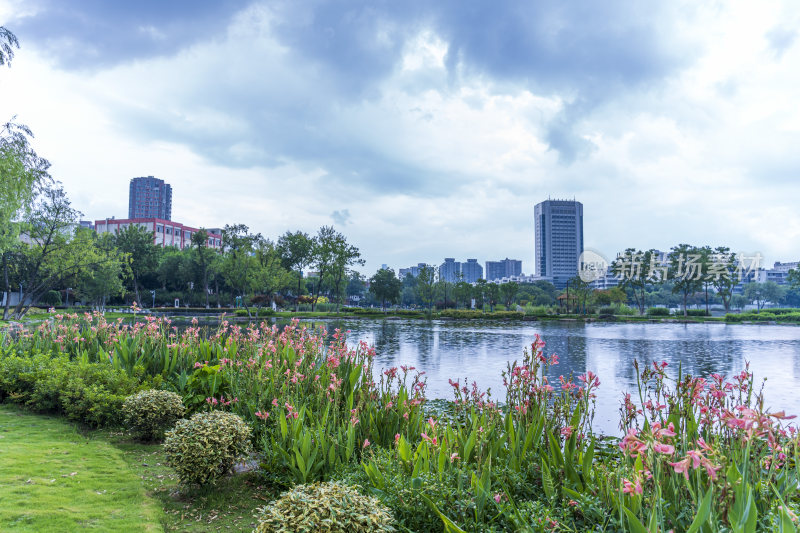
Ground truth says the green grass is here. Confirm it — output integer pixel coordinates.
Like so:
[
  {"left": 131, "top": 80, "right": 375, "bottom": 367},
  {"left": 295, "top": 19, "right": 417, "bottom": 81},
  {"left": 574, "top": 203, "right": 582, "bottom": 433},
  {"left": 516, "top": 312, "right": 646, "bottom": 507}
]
[
  {"left": 0, "top": 405, "right": 163, "bottom": 531},
  {"left": 0, "top": 405, "right": 273, "bottom": 532}
]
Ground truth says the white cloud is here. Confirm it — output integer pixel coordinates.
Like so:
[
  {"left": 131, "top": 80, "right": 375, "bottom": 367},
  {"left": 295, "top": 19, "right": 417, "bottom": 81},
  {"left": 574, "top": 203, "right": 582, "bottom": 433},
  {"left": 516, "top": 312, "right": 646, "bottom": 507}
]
[{"left": 1, "top": 0, "right": 799, "bottom": 275}]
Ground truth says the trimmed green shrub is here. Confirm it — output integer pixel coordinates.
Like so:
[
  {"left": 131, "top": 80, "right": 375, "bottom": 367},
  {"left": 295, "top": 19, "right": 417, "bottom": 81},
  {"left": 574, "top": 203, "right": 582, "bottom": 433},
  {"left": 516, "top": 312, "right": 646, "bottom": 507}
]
[
  {"left": 439, "top": 309, "right": 524, "bottom": 320},
  {"left": 164, "top": 410, "right": 252, "bottom": 486},
  {"left": 646, "top": 307, "right": 671, "bottom": 317},
  {"left": 53, "top": 363, "right": 142, "bottom": 427},
  {"left": 254, "top": 482, "right": 396, "bottom": 533},
  {"left": 686, "top": 309, "right": 710, "bottom": 317},
  {"left": 0, "top": 351, "right": 142, "bottom": 427},
  {"left": 598, "top": 306, "right": 615, "bottom": 317},
  {"left": 123, "top": 389, "right": 185, "bottom": 441},
  {"left": 725, "top": 311, "right": 800, "bottom": 323}
]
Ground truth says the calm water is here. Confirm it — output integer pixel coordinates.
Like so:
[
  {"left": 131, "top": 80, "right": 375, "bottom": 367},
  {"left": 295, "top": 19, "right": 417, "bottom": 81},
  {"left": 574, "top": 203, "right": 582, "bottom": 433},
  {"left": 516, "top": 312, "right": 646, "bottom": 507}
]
[{"left": 293, "top": 319, "right": 800, "bottom": 435}]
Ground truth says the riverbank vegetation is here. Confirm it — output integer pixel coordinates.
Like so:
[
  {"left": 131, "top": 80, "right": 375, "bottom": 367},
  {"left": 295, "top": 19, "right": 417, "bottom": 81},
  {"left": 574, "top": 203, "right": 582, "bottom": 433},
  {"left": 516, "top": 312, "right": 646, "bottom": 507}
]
[{"left": 2, "top": 312, "right": 800, "bottom": 531}]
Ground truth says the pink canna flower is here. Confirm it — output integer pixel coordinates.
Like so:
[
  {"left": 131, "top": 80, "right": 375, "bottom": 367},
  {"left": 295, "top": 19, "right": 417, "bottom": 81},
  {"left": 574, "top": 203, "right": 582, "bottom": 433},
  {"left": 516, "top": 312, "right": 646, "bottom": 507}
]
[
  {"left": 653, "top": 443, "right": 675, "bottom": 455},
  {"left": 622, "top": 478, "right": 643, "bottom": 495}
]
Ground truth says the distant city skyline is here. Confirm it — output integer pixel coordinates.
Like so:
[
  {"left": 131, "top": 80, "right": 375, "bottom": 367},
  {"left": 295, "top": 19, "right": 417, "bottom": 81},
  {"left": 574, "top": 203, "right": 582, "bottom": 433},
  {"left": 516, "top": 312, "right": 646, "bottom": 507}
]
[{"left": 2, "top": 2, "right": 799, "bottom": 275}]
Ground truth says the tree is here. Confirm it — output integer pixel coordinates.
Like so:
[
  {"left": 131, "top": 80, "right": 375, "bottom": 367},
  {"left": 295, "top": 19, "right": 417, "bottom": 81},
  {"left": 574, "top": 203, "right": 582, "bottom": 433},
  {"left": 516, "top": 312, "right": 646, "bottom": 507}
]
[
  {"left": 567, "top": 276, "right": 593, "bottom": 314},
  {"left": 221, "top": 224, "right": 260, "bottom": 318},
  {"left": 254, "top": 238, "right": 293, "bottom": 308},
  {"left": 369, "top": 268, "right": 402, "bottom": 311},
  {"left": 416, "top": 265, "right": 437, "bottom": 317},
  {"left": 708, "top": 247, "right": 738, "bottom": 312},
  {"left": 486, "top": 283, "right": 499, "bottom": 312},
  {"left": 277, "top": 231, "right": 314, "bottom": 311},
  {"left": 668, "top": 244, "right": 704, "bottom": 317},
  {"left": 346, "top": 272, "right": 366, "bottom": 303},
  {"left": 787, "top": 268, "right": 800, "bottom": 293},
  {"left": 309, "top": 226, "right": 340, "bottom": 311},
  {"left": 611, "top": 248, "right": 663, "bottom": 315},
  {"left": 1, "top": 120, "right": 52, "bottom": 319},
  {"left": 11, "top": 186, "right": 113, "bottom": 317},
  {"left": 326, "top": 233, "right": 364, "bottom": 312},
  {"left": 454, "top": 278, "right": 472, "bottom": 309},
  {"left": 0, "top": 26, "right": 19, "bottom": 67},
  {"left": 472, "top": 279, "right": 488, "bottom": 311},
  {"left": 499, "top": 281, "right": 519, "bottom": 309},
  {"left": 594, "top": 287, "right": 626, "bottom": 306},
  {"left": 76, "top": 233, "right": 125, "bottom": 310},
  {"left": 191, "top": 229, "right": 218, "bottom": 308},
  {"left": 744, "top": 281, "right": 785, "bottom": 311},
  {"left": 114, "top": 224, "right": 159, "bottom": 305}
]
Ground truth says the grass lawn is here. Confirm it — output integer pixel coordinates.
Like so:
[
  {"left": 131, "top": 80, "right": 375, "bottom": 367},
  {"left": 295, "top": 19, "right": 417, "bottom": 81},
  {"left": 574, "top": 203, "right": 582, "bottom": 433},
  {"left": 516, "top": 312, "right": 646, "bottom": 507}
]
[{"left": 0, "top": 405, "right": 274, "bottom": 532}]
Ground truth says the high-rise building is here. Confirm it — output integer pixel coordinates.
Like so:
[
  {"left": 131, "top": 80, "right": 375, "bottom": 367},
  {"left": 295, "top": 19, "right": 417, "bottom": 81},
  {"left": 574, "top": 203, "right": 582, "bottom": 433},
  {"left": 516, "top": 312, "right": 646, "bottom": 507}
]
[
  {"left": 129, "top": 176, "right": 173, "bottom": 220},
  {"left": 485, "top": 258, "right": 522, "bottom": 281},
  {"left": 534, "top": 199, "right": 583, "bottom": 289},
  {"left": 399, "top": 263, "right": 428, "bottom": 279},
  {"left": 439, "top": 258, "right": 462, "bottom": 283},
  {"left": 460, "top": 258, "right": 483, "bottom": 283}
]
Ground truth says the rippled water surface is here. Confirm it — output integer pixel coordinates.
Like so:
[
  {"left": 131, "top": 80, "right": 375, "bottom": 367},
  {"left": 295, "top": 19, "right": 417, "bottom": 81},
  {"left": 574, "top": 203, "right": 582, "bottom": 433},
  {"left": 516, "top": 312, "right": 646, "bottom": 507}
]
[{"left": 292, "top": 319, "right": 800, "bottom": 435}]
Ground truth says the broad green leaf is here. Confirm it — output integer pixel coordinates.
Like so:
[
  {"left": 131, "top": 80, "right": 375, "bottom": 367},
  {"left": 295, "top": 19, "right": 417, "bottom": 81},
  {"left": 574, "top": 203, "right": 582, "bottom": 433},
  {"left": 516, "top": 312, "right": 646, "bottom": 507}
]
[{"left": 686, "top": 487, "right": 712, "bottom": 533}]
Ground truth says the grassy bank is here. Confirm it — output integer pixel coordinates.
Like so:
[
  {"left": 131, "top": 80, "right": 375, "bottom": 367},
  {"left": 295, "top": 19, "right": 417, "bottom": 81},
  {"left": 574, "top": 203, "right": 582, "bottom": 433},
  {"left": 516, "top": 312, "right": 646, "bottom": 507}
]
[
  {"left": 0, "top": 405, "right": 163, "bottom": 532},
  {"left": 0, "top": 404, "right": 268, "bottom": 532}
]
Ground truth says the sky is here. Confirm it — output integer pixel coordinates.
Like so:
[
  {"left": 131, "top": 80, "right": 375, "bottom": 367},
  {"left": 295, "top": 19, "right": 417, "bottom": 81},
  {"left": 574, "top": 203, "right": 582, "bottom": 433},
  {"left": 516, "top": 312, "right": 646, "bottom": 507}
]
[{"left": 1, "top": 0, "right": 799, "bottom": 275}]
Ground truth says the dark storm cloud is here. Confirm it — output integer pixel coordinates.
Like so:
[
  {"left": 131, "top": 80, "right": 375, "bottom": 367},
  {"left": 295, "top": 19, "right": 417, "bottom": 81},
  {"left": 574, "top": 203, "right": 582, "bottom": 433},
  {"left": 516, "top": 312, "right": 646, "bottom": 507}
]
[
  {"left": 13, "top": 0, "right": 249, "bottom": 69},
  {"left": 265, "top": 0, "right": 688, "bottom": 163},
  {"left": 14, "top": 0, "right": 693, "bottom": 186}
]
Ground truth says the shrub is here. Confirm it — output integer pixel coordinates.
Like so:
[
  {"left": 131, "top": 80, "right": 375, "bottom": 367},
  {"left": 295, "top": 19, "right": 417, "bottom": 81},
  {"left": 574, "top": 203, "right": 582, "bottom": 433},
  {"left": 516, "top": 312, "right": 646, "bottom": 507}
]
[
  {"left": 686, "top": 309, "right": 710, "bottom": 317},
  {"left": 439, "top": 309, "right": 524, "bottom": 320},
  {"left": 254, "top": 482, "right": 396, "bottom": 533},
  {"left": 598, "top": 306, "right": 615, "bottom": 317},
  {"left": 55, "top": 363, "right": 142, "bottom": 427},
  {"left": 0, "top": 351, "right": 141, "bottom": 427},
  {"left": 40, "top": 290, "right": 62, "bottom": 307},
  {"left": 164, "top": 410, "right": 252, "bottom": 486},
  {"left": 646, "top": 307, "right": 671, "bottom": 317},
  {"left": 524, "top": 305, "right": 554, "bottom": 316},
  {"left": 123, "top": 389, "right": 185, "bottom": 441}
]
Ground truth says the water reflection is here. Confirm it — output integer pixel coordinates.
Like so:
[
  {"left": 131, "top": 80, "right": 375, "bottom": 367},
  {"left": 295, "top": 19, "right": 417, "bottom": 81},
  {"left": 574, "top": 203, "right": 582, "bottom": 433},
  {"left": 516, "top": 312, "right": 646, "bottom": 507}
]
[{"left": 286, "top": 319, "right": 800, "bottom": 435}]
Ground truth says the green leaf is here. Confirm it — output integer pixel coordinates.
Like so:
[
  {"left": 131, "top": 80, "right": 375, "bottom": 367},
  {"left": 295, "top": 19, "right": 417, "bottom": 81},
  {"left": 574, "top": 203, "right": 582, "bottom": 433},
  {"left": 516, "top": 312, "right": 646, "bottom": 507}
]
[
  {"left": 421, "top": 494, "right": 467, "bottom": 533},
  {"left": 623, "top": 505, "right": 648, "bottom": 533},
  {"left": 541, "top": 458, "right": 555, "bottom": 500},
  {"left": 582, "top": 438, "right": 595, "bottom": 482},
  {"left": 686, "top": 487, "right": 712, "bottom": 533}
]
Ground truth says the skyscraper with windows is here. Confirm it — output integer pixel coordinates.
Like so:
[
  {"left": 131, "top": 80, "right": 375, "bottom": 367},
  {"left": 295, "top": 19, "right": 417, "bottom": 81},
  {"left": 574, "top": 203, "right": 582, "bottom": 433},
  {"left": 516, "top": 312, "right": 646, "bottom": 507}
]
[
  {"left": 534, "top": 199, "right": 583, "bottom": 289},
  {"left": 129, "top": 176, "right": 173, "bottom": 220},
  {"left": 439, "top": 258, "right": 462, "bottom": 283},
  {"left": 460, "top": 258, "right": 483, "bottom": 283},
  {"left": 485, "top": 258, "right": 522, "bottom": 281}
]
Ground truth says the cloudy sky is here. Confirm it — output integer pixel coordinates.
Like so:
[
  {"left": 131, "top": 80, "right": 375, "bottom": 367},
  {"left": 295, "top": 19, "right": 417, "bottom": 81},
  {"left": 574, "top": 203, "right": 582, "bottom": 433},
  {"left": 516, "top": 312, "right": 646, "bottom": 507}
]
[{"left": 1, "top": 0, "right": 799, "bottom": 274}]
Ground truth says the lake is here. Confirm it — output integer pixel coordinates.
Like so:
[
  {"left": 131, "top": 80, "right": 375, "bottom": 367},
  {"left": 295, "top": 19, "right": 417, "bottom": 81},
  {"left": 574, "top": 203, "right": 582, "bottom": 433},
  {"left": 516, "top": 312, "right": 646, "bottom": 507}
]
[{"left": 289, "top": 318, "right": 800, "bottom": 435}]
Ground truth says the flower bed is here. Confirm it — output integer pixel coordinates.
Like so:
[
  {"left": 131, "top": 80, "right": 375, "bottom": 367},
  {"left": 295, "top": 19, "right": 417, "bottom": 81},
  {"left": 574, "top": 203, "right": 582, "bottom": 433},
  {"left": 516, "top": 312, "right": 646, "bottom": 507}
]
[{"left": 1, "top": 311, "right": 799, "bottom": 531}]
